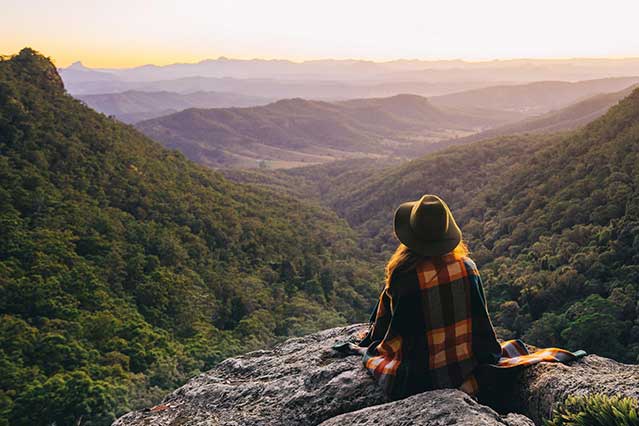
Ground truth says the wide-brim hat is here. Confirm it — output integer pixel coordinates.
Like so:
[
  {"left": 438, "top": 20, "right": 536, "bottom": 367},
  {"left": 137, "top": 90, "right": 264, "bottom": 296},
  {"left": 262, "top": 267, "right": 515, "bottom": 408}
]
[{"left": 393, "top": 194, "right": 462, "bottom": 256}]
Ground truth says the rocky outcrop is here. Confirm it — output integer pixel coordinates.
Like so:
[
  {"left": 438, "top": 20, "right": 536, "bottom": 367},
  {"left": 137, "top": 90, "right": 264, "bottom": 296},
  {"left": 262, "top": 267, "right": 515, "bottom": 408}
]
[
  {"left": 508, "top": 354, "right": 639, "bottom": 424},
  {"left": 318, "top": 389, "right": 534, "bottom": 426},
  {"left": 113, "top": 324, "right": 639, "bottom": 426}
]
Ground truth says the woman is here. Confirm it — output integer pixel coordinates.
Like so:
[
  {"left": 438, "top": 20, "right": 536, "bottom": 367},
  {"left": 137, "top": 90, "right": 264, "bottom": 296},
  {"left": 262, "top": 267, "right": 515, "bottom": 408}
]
[{"left": 354, "top": 194, "right": 583, "bottom": 400}]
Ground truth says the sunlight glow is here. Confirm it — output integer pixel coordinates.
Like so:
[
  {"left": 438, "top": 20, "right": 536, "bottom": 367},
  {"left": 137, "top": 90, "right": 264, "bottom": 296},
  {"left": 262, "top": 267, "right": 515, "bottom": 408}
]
[{"left": 2, "top": 0, "right": 639, "bottom": 67}]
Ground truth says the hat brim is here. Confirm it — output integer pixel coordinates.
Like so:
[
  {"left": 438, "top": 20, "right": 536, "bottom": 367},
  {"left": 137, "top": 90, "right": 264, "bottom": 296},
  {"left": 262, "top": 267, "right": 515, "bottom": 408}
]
[{"left": 393, "top": 201, "right": 462, "bottom": 256}]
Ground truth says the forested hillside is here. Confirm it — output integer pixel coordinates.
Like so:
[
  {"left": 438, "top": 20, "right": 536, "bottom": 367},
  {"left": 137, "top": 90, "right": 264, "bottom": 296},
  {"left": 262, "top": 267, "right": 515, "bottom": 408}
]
[
  {"left": 0, "top": 49, "right": 380, "bottom": 426},
  {"left": 320, "top": 88, "right": 639, "bottom": 363},
  {"left": 221, "top": 158, "right": 395, "bottom": 201}
]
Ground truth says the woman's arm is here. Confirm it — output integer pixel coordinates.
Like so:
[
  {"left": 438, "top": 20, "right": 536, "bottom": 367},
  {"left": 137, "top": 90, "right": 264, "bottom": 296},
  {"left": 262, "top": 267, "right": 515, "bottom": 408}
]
[
  {"left": 470, "top": 272, "right": 502, "bottom": 364},
  {"left": 358, "top": 287, "right": 393, "bottom": 347}
]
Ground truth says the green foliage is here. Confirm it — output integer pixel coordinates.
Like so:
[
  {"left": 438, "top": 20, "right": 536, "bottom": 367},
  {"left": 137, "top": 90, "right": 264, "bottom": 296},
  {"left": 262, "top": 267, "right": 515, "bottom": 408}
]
[
  {"left": 545, "top": 394, "right": 639, "bottom": 426},
  {"left": 0, "top": 49, "right": 380, "bottom": 425}
]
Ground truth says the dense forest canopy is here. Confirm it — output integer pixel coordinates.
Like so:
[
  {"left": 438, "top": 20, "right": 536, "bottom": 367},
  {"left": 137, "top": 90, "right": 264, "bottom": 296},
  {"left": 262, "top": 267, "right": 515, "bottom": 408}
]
[{"left": 0, "top": 49, "right": 380, "bottom": 426}]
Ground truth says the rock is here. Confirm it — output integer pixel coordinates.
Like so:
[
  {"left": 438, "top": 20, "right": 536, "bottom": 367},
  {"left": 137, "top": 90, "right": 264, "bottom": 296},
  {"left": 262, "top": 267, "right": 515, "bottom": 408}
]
[
  {"left": 318, "top": 388, "right": 534, "bottom": 426},
  {"left": 509, "top": 354, "right": 639, "bottom": 424},
  {"left": 114, "top": 324, "right": 387, "bottom": 426},
  {"left": 113, "top": 324, "right": 639, "bottom": 426}
]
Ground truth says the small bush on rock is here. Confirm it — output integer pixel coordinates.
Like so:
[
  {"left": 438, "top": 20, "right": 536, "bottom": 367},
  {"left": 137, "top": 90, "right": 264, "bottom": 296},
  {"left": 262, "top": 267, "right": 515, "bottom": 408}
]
[{"left": 545, "top": 394, "right": 639, "bottom": 426}]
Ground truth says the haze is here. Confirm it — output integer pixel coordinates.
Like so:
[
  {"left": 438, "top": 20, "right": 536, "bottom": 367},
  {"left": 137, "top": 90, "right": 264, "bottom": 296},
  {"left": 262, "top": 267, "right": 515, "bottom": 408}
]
[{"left": 2, "top": 0, "right": 639, "bottom": 67}]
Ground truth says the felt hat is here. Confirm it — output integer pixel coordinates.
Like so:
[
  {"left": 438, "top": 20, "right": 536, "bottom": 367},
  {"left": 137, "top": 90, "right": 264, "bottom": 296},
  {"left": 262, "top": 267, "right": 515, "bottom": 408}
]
[{"left": 393, "top": 194, "right": 462, "bottom": 256}]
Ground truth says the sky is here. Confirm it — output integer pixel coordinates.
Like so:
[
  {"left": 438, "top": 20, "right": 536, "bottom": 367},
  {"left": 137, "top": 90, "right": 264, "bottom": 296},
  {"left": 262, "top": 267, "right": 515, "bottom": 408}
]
[{"left": 2, "top": 0, "right": 639, "bottom": 68}]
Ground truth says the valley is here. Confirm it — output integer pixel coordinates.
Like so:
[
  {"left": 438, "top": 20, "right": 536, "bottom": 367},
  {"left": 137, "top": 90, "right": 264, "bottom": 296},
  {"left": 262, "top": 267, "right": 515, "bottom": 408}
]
[
  {"left": 68, "top": 72, "right": 639, "bottom": 170},
  {"left": 2, "top": 48, "right": 639, "bottom": 425},
  {"left": 134, "top": 94, "right": 520, "bottom": 168}
]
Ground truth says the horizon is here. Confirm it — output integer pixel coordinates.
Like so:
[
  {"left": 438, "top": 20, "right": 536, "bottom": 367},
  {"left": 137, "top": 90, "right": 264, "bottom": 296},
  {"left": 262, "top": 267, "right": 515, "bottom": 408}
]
[
  {"left": 56, "top": 54, "right": 639, "bottom": 71},
  {"left": 3, "top": 0, "right": 639, "bottom": 68}
]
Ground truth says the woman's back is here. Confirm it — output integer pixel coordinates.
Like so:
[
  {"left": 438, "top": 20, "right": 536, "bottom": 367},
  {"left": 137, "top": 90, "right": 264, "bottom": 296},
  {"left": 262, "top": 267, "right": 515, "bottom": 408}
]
[{"left": 362, "top": 253, "right": 501, "bottom": 399}]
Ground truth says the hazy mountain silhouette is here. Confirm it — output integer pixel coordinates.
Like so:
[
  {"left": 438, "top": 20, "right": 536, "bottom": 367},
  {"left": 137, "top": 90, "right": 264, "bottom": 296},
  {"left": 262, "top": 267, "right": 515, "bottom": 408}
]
[
  {"left": 78, "top": 90, "right": 272, "bottom": 123},
  {"left": 59, "top": 57, "right": 639, "bottom": 99},
  {"left": 62, "top": 75, "right": 505, "bottom": 98},
  {"left": 430, "top": 77, "right": 639, "bottom": 114},
  {"left": 448, "top": 83, "right": 639, "bottom": 144},
  {"left": 61, "top": 57, "right": 639, "bottom": 82}
]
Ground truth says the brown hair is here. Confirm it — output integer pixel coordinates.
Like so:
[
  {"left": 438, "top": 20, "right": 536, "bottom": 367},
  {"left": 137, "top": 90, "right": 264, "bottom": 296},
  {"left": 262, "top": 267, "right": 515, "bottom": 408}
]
[{"left": 384, "top": 241, "right": 469, "bottom": 288}]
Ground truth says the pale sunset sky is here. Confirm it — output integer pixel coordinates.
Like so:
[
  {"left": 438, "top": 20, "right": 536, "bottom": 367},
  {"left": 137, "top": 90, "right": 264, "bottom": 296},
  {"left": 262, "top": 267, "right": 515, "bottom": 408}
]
[{"left": 2, "top": 0, "right": 639, "bottom": 68}]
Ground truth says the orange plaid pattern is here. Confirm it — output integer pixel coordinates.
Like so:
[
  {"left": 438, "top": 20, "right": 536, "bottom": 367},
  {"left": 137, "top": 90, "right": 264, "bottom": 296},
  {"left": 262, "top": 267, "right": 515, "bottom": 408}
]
[
  {"left": 365, "top": 336, "right": 403, "bottom": 375},
  {"left": 417, "top": 256, "right": 467, "bottom": 289},
  {"left": 495, "top": 340, "right": 582, "bottom": 368},
  {"left": 427, "top": 319, "right": 472, "bottom": 369}
]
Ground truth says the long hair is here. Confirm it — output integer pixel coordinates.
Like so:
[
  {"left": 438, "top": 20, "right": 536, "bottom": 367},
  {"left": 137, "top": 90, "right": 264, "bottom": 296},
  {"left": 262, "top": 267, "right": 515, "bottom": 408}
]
[{"left": 384, "top": 241, "right": 469, "bottom": 288}]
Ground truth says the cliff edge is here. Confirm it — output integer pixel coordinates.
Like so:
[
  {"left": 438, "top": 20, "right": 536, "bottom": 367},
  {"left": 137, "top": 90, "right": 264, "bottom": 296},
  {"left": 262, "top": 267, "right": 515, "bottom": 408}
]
[{"left": 113, "top": 324, "right": 639, "bottom": 426}]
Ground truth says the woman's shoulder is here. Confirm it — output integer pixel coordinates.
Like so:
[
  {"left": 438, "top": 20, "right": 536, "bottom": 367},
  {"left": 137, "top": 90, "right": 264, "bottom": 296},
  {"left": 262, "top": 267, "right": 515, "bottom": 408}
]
[
  {"left": 388, "top": 266, "right": 421, "bottom": 295},
  {"left": 459, "top": 256, "right": 480, "bottom": 277}
]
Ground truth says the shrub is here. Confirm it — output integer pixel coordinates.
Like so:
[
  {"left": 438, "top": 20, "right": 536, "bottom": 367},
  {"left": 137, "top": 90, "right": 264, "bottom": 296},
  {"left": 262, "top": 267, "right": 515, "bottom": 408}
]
[{"left": 545, "top": 394, "right": 639, "bottom": 426}]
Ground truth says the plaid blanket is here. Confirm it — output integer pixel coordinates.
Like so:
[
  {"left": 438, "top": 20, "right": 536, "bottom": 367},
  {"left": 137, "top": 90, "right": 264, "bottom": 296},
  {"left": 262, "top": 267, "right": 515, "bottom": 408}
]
[
  {"left": 459, "top": 339, "right": 585, "bottom": 395},
  {"left": 359, "top": 255, "right": 583, "bottom": 399},
  {"left": 496, "top": 339, "right": 583, "bottom": 368}
]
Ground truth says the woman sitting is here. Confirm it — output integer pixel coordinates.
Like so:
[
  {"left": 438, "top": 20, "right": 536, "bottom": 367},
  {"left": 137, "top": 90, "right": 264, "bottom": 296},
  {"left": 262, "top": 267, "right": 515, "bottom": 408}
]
[{"left": 356, "top": 194, "right": 583, "bottom": 400}]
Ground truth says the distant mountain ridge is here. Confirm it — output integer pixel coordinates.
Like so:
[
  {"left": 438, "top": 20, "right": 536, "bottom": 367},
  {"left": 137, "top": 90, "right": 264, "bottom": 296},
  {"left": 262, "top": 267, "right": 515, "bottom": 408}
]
[
  {"left": 62, "top": 75, "right": 508, "bottom": 98},
  {"left": 61, "top": 56, "right": 639, "bottom": 82},
  {"left": 133, "top": 78, "right": 639, "bottom": 169},
  {"left": 449, "top": 83, "right": 639, "bottom": 144},
  {"left": 135, "top": 94, "right": 522, "bottom": 168},
  {"left": 430, "top": 77, "right": 639, "bottom": 114},
  {"left": 78, "top": 90, "right": 272, "bottom": 123},
  {"left": 59, "top": 56, "right": 639, "bottom": 98}
]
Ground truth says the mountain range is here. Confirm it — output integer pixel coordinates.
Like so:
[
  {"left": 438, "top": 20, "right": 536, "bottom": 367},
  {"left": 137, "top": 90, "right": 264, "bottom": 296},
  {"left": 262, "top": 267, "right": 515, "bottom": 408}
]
[
  {"left": 430, "top": 77, "right": 639, "bottom": 114},
  {"left": 450, "top": 83, "right": 639, "bottom": 144},
  {"left": 62, "top": 74, "right": 508, "bottom": 99},
  {"left": 60, "top": 57, "right": 639, "bottom": 99},
  {"left": 78, "top": 78, "right": 639, "bottom": 125},
  {"left": 132, "top": 78, "right": 639, "bottom": 169},
  {"left": 61, "top": 56, "right": 639, "bottom": 82},
  {"left": 135, "top": 94, "right": 523, "bottom": 168}
]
